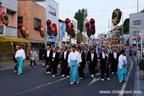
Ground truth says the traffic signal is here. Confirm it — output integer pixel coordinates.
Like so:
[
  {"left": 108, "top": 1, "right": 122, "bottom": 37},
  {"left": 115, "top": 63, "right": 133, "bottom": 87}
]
[
  {"left": 18, "top": 23, "right": 27, "bottom": 38},
  {"left": 90, "top": 18, "right": 95, "bottom": 35},
  {"left": 52, "top": 23, "right": 57, "bottom": 37},
  {"left": 1, "top": 12, "right": 9, "bottom": 25},
  {"left": 46, "top": 20, "right": 52, "bottom": 36},
  {"left": 38, "top": 25, "right": 45, "bottom": 38},
  {"left": 112, "top": 9, "right": 122, "bottom": 25}
]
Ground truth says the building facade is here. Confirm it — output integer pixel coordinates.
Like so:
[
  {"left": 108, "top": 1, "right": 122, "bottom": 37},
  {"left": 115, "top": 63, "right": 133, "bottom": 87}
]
[
  {"left": 59, "top": 17, "right": 77, "bottom": 47},
  {"left": 34, "top": 0, "right": 59, "bottom": 47},
  {"left": 0, "top": 0, "right": 19, "bottom": 61},
  {"left": 129, "top": 13, "right": 144, "bottom": 45},
  {"left": 18, "top": 0, "right": 46, "bottom": 59}
]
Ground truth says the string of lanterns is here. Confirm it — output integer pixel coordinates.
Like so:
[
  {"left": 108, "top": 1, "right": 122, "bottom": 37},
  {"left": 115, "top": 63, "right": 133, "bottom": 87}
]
[{"left": 65, "top": 18, "right": 75, "bottom": 38}]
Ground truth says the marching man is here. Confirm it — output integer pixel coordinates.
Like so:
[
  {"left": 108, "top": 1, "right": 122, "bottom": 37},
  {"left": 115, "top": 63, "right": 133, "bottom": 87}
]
[
  {"left": 68, "top": 45, "right": 82, "bottom": 85},
  {"left": 15, "top": 45, "right": 26, "bottom": 75}
]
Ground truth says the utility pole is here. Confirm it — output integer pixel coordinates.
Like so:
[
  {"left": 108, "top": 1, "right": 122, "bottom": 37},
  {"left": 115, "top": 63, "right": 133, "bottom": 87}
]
[
  {"left": 83, "top": 10, "right": 86, "bottom": 44},
  {"left": 136, "top": 27, "right": 138, "bottom": 65},
  {"left": 122, "top": 12, "right": 124, "bottom": 44},
  {"left": 137, "top": 0, "right": 139, "bottom": 13}
]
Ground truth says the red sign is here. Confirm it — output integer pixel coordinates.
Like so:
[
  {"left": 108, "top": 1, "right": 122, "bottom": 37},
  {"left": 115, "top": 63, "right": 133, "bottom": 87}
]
[{"left": 0, "top": 7, "right": 5, "bottom": 25}]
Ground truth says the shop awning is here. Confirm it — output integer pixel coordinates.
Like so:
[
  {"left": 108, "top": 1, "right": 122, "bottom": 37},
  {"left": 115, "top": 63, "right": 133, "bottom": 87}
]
[{"left": 0, "top": 36, "right": 29, "bottom": 43}]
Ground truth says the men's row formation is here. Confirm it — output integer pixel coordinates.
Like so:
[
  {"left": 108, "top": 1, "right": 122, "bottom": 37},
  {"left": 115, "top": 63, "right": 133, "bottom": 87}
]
[{"left": 14, "top": 45, "right": 128, "bottom": 85}]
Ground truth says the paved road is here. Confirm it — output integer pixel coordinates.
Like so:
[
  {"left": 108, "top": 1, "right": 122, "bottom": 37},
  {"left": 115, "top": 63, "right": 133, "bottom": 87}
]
[{"left": 0, "top": 57, "right": 136, "bottom": 96}]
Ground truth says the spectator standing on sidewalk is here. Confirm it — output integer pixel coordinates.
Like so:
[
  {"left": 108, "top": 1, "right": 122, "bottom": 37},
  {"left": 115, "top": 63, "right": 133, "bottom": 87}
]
[
  {"left": 118, "top": 50, "right": 127, "bottom": 83},
  {"left": 13, "top": 45, "right": 19, "bottom": 72},
  {"left": 29, "top": 48, "right": 38, "bottom": 68}
]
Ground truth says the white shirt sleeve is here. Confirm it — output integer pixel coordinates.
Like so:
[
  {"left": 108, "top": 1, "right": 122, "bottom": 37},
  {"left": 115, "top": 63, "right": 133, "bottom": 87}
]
[
  {"left": 118, "top": 55, "right": 124, "bottom": 69},
  {"left": 78, "top": 53, "right": 82, "bottom": 63},
  {"left": 22, "top": 49, "right": 26, "bottom": 59},
  {"left": 68, "top": 52, "right": 71, "bottom": 64}
]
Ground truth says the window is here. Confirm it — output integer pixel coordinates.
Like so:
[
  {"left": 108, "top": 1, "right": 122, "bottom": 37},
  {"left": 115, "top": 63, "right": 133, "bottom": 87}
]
[
  {"left": 0, "top": 25, "right": 4, "bottom": 34},
  {"left": 133, "top": 20, "right": 141, "bottom": 25},
  {"left": 18, "top": 16, "right": 23, "bottom": 24},
  {"left": 133, "top": 31, "right": 139, "bottom": 36},
  {"left": 34, "top": 18, "right": 41, "bottom": 30},
  {"left": 48, "top": 5, "right": 56, "bottom": 16}
]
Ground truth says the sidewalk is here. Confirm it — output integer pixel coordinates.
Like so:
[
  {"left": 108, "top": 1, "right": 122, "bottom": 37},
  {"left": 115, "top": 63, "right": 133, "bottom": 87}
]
[
  {"left": 133, "top": 66, "right": 144, "bottom": 96},
  {"left": 0, "top": 60, "right": 43, "bottom": 70}
]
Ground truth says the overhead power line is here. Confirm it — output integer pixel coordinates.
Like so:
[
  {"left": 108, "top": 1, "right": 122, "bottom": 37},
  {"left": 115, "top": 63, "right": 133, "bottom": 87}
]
[{"left": 60, "top": 6, "right": 144, "bottom": 14}]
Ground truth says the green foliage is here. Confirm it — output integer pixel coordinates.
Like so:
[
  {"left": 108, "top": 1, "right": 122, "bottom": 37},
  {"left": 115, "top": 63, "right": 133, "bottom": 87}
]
[
  {"left": 77, "top": 33, "right": 83, "bottom": 44},
  {"left": 74, "top": 9, "right": 88, "bottom": 33},
  {"left": 118, "top": 18, "right": 129, "bottom": 36},
  {"left": 141, "top": 9, "right": 144, "bottom": 12},
  {"left": 123, "top": 18, "right": 129, "bottom": 34},
  {"left": 139, "top": 59, "right": 144, "bottom": 70},
  {"left": 126, "top": 39, "right": 129, "bottom": 45}
]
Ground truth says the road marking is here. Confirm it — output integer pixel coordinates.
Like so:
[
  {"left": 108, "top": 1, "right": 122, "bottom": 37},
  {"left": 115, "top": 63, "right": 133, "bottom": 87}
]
[
  {"left": 0, "top": 75, "right": 13, "bottom": 80},
  {"left": 118, "top": 58, "right": 133, "bottom": 96},
  {"left": 12, "top": 77, "right": 68, "bottom": 96},
  {"left": 87, "top": 78, "right": 101, "bottom": 86},
  {"left": 0, "top": 68, "right": 44, "bottom": 80}
]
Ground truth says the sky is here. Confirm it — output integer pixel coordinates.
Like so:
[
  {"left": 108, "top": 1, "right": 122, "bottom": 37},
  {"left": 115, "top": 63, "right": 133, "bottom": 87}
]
[{"left": 55, "top": 0, "right": 144, "bottom": 37}]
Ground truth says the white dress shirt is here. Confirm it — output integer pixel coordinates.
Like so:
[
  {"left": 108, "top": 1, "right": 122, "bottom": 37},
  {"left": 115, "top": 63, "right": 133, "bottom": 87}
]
[
  {"left": 113, "top": 52, "right": 117, "bottom": 59},
  {"left": 91, "top": 53, "right": 94, "bottom": 61},
  {"left": 118, "top": 54, "right": 127, "bottom": 69},
  {"left": 52, "top": 52, "right": 56, "bottom": 61},
  {"left": 102, "top": 52, "right": 108, "bottom": 59},
  {"left": 68, "top": 51, "right": 82, "bottom": 65},
  {"left": 64, "top": 51, "right": 67, "bottom": 59},
  {"left": 47, "top": 50, "right": 50, "bottom": 57},
  {"left": 15, "top": 49, "right": 26, "bottom": 59}
]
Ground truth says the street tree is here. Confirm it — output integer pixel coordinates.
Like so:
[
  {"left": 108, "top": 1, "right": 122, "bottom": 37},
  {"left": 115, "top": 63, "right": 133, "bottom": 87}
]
[{"left": 74, "top": 8, "right": 88, "bottom": 33}]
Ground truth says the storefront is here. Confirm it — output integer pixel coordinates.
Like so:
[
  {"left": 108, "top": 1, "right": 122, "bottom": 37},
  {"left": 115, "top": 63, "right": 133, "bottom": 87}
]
[{"left": 0, "top": 36, "right": 28, "bottom": 61}]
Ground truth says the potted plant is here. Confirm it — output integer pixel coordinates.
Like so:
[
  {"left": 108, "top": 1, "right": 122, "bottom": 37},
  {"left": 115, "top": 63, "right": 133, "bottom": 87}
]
[{"left": 139, "top": 59, "right": 144, "bottom": 80}]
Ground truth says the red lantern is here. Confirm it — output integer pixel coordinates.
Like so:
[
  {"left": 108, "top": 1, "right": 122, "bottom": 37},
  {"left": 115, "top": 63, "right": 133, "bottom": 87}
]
[
  {"left": 65, "top": 18, "right": 71, "bottom": 35},
  {"left": 47, "top": 25, "right": 53, "bottom": 36},
  {"left": 65, "top": 18, "right": 70, "bottom": 25},
  {"left": 71, "top": 29, "right": 75, "bottom": 38},
  {"left": 46, "top": 20, "right": 52, "bottom": 26},
  {"left": 52, "top": 23, "right": 57, "bottom": 36},
  {"left": 85, "top": 22, "right": 91, "bottom": 37},
  {"left": 90, "top": 18, "right": 95, "bottom": 25},
  {"left": 90, "top": 18, "right": 95, "bottom": 35},
  {"left": 18, "top": 23, "right": 27, "bottom": 38},
  {"left": 85, "top": 22, "right": 90, "bottom": 27},
  {"left": 46, "top": 20, "right": 53, "bottom": 36},
  {"left": 70, "top": 23, "right": 75, "bottom": 38},
  {"left": 38, "top": 25, "right": 45, "bottom": 38}
]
